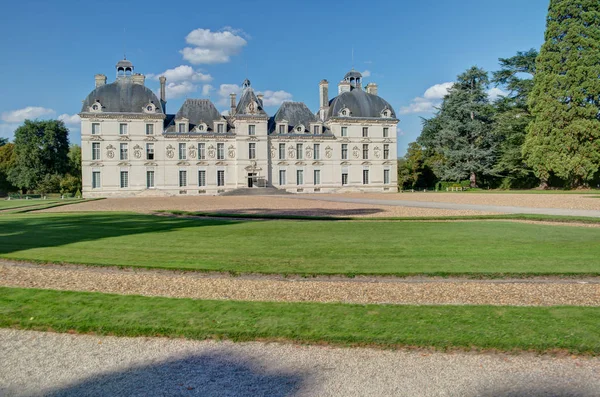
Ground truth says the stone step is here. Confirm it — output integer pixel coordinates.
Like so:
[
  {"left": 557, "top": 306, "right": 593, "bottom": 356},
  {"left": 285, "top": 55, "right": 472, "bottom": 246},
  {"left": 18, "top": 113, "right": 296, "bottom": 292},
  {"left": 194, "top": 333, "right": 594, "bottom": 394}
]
[{"left": 220, "top": 187, "right": 290, "bottom": 196}]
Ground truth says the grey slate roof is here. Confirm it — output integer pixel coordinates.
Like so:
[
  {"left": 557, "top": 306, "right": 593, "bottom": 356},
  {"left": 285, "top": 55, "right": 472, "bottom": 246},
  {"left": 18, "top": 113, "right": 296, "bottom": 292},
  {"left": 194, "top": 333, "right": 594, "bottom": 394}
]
[
  {"left": 165, "top": 99, "right": 226, "bottom": 132},
  {"left": 344, "top": 70, "right": 362, "bottom": 80},
  {"left": 327, "top": 89, "right": 396, "bottom": 119},
  {"left": 269, "top": 102, "right": 318, "bottom": 133},
  {"left": 235, "top": 87, "right": 268, "bottom": 116},
  {"left": 116, "top": 59, "right": 133, "bottom": 70},
  {"left": 80, "top": 79, "right": 164, "bottom": 114}
]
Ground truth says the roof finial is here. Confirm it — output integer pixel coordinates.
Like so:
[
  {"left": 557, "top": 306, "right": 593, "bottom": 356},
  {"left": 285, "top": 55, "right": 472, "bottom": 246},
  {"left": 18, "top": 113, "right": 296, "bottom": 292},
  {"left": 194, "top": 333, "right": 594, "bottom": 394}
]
[{"left": 123, "top": 27, "right": 127, "bottom": 60}]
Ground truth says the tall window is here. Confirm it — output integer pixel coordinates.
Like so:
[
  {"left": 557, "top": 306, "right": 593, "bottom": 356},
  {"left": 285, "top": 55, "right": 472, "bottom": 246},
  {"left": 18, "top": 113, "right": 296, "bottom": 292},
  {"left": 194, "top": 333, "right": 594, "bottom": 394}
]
[
  {"left": 198, "top": 170, "right": 206, "bottom": 187},
  {"left": 120, "top": 143, "right": 128, "bottom": 160},
  {"left": 119, "top": 123, "right": 128, "bottom": 135},
  {"left": 314, "top": 170, "right": 321, "bottom": 185},
  {"left": 92, "top": 143, "right": 100, "bottom": 160},
  {"left": 313, "top": 125, "right": 320, "bottom": 134},
  {"left": 92, "top": 171, "right": 101, "bottom": 189},
  {"left": 279, "top": 170, "right": 286, "bottom": 185},
  {"left": 362, "top": 127, "right": 369, "bottom": 137},
  {"left": 248, "top": 143, "right": 256, "bottom": 159},
  {"left": 217, "top": 143, "right": 224, "bottom": 160},
  {"left": 341, "top": 144, "right": 348, "bottom": 160},
  {"left": 178, "top": 123, "right": 186, "bottom": 133},
  {"left": 146, "top": 124, "right": 154, "bottom": 135},
  {"left": 146, "top": 171, "right": 155, "bottom": 188},
  {"left": 296, "top": 143, "right": 303, "bottom": 160},
  {"left": 341, "top": 126, "right": 347, "bottom": 137},
  {"left": 91, "top": 123, "right": 100, "bottom": 135},
  {"left": 198, "top": 143, "right": 205, "bottom": 160},
  {"left": 217, "top": 170, "right": 225, "bottom": 186},
  {"left": 179, "top": 170, "right": 187, "bottom": 187},
  {"left": 179, "top": 143, "right": 186, "bottom": 160},
  {"left": 314, "top": 144, "right": 320, "bottom": 160},
  {"left": 384, "top": 144, "right": 390, "bottom": 160},
  {"left": 296, "top": 170, "right": 304, "bottom": 185},
  {"left": 363, "top": 169, "right": 369, "bottom": 185},
  {"left": 120, "top": 171, "right": 128, "bottom": 188},
  {"left": 384, "top": 169, "right": 390, "bottom": 185},
  {"left": 248, "top": 125, "right": 256, "bottom": 135},
  {"left": 342, "top": 172, "right": 348, "bottom": 185},
  {"left": 363, "top": 144, "right": 369, "bottom": 159},
  {"left": 279, "top": 143, "right": 285, "bottom": 160},
  {"left": 383, "top": 127, "right": 389, "bottom": 138},
  {"left": 146, "top": 143, "right": 154, "bottom": 160},
  {"left": 217, "top": 123, "right": 224, "bottom": 133},
  {"left": 278, "top": 124, "right": 285, "bottom": 134}
]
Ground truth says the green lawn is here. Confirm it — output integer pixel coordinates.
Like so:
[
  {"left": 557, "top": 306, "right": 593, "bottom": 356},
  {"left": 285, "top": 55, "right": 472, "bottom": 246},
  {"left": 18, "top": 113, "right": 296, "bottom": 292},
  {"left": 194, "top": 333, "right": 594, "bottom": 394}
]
[
  {"left": 2, "top": 287, "right": 599, "bottom": 354},
  {"left": 0, "top": 199, "right": 62, "bottom": 210},
  {"left": 1, "top": 212, "right": 600, "bottom": 276}
]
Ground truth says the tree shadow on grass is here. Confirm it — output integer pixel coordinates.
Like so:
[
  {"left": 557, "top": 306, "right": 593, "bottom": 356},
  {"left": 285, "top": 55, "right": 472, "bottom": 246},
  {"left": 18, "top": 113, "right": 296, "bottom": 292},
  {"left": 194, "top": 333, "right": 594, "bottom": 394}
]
[
  {"left": 41, "top": 352, "right": 306, "bottom": 397},
  {"left": 0, "top": 213, "right": 243, "bottom": 256},
  {"left": 195, "top": 207, "right": 384, "bottom": 218}
]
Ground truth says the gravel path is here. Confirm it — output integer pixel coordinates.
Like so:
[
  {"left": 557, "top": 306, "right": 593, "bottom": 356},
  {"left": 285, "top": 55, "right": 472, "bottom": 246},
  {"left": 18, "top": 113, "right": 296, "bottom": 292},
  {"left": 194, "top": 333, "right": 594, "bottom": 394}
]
[
  {"left": 296, "top": 195, "right": 600, "bottom": 218},
  {"left": 2, "top": 261, "right": 599, "bottom": 307},
  {"left": 2, "top": 329, "right": 599, "bottom": 397},
  {"left": 37, "top": 195, "right": 496, "bottom": 217}
]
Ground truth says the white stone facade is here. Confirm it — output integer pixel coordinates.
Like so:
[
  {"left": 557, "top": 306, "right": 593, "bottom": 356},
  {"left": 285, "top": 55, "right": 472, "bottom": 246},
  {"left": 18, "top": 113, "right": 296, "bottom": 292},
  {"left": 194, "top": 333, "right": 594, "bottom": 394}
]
[{"left": 80, "top": 60, "right": 398, "bottom": 197}]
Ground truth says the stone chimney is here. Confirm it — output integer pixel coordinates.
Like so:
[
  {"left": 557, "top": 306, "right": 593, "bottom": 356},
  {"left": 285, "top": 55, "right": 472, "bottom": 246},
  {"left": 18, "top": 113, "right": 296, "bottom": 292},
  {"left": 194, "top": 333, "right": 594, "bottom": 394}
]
[
  {"left": 366, "top": 83, "right": 378, "bottom": 96},
  {"left": 319, "top": 80, "right": 329, "bottom": 121},
  {"left": 132, "top": 73, "right": 145, "bottom": 85},
  {"left": 230, "top": 93, "right": 237, "bottom": 115},
  {"left": 95, "top": 74, "right": 107, "bottom": 88},
  {"left": 159, "top": 76, "right": 167, "bottom": 102}
]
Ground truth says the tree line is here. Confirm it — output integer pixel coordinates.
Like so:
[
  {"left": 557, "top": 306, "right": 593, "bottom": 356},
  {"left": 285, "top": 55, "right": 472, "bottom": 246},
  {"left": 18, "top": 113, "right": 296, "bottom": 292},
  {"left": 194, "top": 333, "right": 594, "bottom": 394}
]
[
  {"left": 399, "top": 0, "right": 600, "bottom": 190},
  {"left": 0, "top": 120, "right": 81, "bottom": 197}
]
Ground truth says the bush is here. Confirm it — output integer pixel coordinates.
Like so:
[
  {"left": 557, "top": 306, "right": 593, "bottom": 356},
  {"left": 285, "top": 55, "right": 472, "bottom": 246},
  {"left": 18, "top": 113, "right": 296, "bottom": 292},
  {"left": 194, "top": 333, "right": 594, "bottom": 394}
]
[
  {"left": 436, "top": 180, "right": 471, "bottom": 191},
  {"left": 35, "top": 174, "right": 62, "bottom": 195},
  {"left": 60, "top": 174, "right": 81, "bottom": 196}
]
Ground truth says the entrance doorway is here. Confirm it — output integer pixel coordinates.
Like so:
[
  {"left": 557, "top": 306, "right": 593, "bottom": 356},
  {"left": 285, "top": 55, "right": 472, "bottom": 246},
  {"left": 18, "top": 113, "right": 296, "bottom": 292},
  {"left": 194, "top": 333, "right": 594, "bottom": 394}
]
[{"left": 247, "top": 173, "right": 257, "bottom": 187}]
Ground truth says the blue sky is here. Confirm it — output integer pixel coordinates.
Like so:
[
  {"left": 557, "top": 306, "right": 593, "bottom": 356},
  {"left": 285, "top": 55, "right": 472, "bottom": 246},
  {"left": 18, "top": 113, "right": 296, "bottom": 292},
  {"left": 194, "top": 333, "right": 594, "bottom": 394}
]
[{"left": 0, "top": 0, "right": 549, "bottom": 155}]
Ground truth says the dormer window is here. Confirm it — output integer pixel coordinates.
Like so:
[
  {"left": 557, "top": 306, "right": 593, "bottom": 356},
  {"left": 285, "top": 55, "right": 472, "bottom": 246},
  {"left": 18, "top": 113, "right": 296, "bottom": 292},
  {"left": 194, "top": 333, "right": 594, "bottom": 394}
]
[
  {"left": 381, "top": 108, "right": 392, "bottom": 118},
  {"left": 90, "top": 100, "right": 102, "bottom": 113},
  {"left": 216, "top": 123, "right": 224, "bottom": 133},
  {"left": 198, "top": 125, "right": 204, "bottom": 131},
  {"left": 144, "top": 103, "right": 156, "bottom": 113},
  {"left": 313, "top": 125, "right": 321, "bottom": 135},
  {"left": 178, "top": 123, "right": 186, "bottom": 133},
  {"left": 339, "top": 107, "right": 351, "bottom": 117},
  {"left": 278, "top": 124, "right": 286, "bottom": 134},
  {"left": 295, "top": 124, "right": 305, "bottom": 133},
  {"left": 196, "top": 123, "right": 207, "bottom": 132}
]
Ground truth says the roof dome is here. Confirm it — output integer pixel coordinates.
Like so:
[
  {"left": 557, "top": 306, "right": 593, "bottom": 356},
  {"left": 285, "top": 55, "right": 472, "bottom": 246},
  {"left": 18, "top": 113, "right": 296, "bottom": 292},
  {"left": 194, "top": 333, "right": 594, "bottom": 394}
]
[
  {"left": 116, "top": 59, "right": 133, "bottom": 70},
  {"left": 81, "top": 80, "right": 164, "bottom": 114},
  {"left": 344, "top": 70, "right": 362, "bottom": 80},
  {"left": 327, "top": 89, "right": 396, "bottom": 119}
]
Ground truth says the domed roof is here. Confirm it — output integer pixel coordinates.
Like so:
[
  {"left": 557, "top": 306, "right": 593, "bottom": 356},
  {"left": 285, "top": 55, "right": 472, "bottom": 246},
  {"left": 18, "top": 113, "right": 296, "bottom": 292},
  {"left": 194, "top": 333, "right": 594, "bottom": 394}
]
[
  {"left": 116, "top": 59, "right": 133, "bottom": 70},
  {"left": 80, "top": 79, "right": 164, "bottom": 114},
  {"left": 344, "top": 70, "right": 362, "bottom": 80},
  {"left": 327, "top": 89, "right": 396, "bottom": 119}
]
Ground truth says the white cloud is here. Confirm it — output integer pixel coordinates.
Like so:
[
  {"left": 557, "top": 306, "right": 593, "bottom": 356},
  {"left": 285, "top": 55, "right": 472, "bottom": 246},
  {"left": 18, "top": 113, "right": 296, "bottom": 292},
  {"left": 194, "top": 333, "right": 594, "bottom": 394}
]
[
  {"left": 361, "top": 70, "right": 371, "bottom": 78},
  {"left": 216, "top": 84, "right": 243, "bottom": 106},
  {"left": 1, "top": 106, "right": 55, "bottom": 123},
  {"left": 258, "top": 90, "right": 293, "bottom": 107},
  {"left": 181, "top": 27, "right": 247, "bottom": 65},
  {"left": 58, "top": 113, "right": 81, "bottom": 127},
  {"left": 487, "top": 87, "right": 508, "bottom": 101},
  {"left": 202, "top": 84, "right": 214, "bottom": 96},
  {"left": 400, "top": 82, "right": 454, "bottom": 115},
  {"left": 423, "top": 82, "right": 454, "bottom": 100},
  {"left": 148, "top": 65, "right": 212, "bottom": 83},
  {"left": 397, "top": 126, "right": 405, "bottom": 136},
  {"left": 165, "top": 81, "right": 198, "bottom": 99}
]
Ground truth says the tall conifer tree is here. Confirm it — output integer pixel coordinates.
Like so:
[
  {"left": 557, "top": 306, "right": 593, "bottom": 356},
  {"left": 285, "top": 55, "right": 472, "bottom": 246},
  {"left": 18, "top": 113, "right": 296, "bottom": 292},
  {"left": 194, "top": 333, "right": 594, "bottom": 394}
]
[{"left": 523, "top": 0, "right": 600, "bottom": 187}]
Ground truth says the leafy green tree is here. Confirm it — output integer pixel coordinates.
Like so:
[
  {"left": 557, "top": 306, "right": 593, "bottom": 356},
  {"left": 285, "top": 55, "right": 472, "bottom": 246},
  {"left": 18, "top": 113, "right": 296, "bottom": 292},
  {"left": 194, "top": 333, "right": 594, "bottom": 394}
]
[
  {"left": 523, "top": 0, "right": 600, "bottom": 188},
  {"left": 8, "top": 120, "right": 70, "bottom": 192},
  {"left": 0, "top": 137, "right": 7, "bottom": 147},
  {"left": 433, "top": 67, "right": 497, "bottom": 187},
  {"left": 68, "top": 144, "right": 82, "bottom": 177},
  {"left": 491, "top": 49, "right": 539, "bottom": 188},
  {"left": 36, "top": 174, "right": 62, "bottom": 195},
  {"left": 0, "top": 143, "right": 17, "bottom": 195}
]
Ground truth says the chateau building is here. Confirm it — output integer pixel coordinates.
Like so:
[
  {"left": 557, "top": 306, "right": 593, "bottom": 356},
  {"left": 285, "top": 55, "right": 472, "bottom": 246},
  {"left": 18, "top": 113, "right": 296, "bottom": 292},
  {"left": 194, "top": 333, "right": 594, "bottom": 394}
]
[{"left": 80, "top": 59, "right": 398, "bottom": 197}]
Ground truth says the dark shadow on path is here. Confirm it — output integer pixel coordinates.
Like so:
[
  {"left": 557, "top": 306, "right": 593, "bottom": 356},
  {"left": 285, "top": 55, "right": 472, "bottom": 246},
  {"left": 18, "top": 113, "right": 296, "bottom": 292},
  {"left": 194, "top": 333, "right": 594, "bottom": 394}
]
[
  {"left": 40, "top": 352, "right": 307, "bottom": 397},
  {"left": 193, "top": 207, "right": 383, "bottom": 217}
]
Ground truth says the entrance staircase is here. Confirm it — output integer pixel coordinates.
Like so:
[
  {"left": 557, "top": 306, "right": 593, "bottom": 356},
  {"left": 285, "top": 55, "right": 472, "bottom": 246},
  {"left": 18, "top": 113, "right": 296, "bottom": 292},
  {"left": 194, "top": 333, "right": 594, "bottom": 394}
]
[{"left": 220, "top": 187, "right": 290, "bottom": 196}]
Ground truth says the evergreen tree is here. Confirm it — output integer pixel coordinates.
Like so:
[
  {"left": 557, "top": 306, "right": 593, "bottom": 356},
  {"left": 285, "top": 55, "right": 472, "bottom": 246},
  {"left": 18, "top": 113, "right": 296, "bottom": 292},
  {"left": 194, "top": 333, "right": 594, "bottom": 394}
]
[
  {"left": 523, "top": 0, "right": 600, "bottom": 187},
  {"left": 434, "top": 67, "right": 496, "bottom": 187},
  {"left": 491, "top": 49, "right": 538, "bottom": 188},
  {"left": 0, "top": 143, "right": 17, "bottom": 195},
  {"left": 0, "top": 137, "right": 7, "bottom": 147},
  {"left": 8, "top": 120, "right": 70, "bottom": 192}
]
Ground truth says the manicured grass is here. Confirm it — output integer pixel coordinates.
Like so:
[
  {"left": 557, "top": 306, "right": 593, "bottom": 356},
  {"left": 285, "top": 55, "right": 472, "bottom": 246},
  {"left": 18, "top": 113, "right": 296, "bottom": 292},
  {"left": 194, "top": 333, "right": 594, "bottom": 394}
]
[
  {"left": 1, "top": 287, "right": 599, "bottom": 354},
  {"left": 1, "top": 212, "right": 600, "bottom": 276},
  {"left": 0, "top": 200, "right": 62, "bottom": 210}
]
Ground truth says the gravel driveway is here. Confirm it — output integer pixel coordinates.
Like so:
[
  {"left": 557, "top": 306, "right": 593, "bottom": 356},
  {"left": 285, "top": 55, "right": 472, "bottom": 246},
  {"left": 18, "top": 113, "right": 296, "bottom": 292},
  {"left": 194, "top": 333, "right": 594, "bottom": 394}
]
[{"left": 1, "top": 329, "right": 599, "bottom": 397}]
